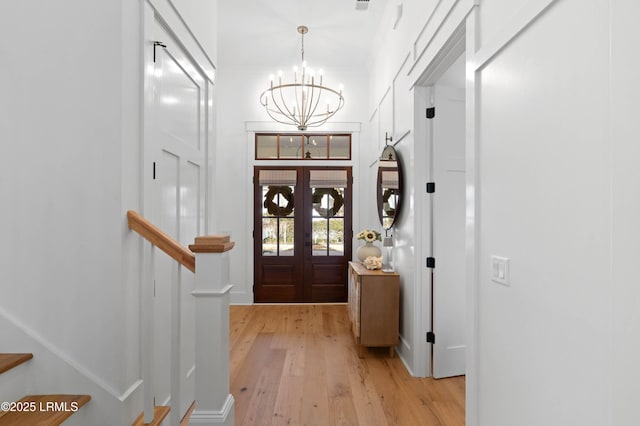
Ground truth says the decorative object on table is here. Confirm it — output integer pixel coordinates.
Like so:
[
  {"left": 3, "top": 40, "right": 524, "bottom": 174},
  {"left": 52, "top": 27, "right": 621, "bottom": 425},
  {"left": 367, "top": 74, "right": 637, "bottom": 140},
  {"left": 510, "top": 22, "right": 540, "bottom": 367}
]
[
  {"left": 382, "top": 235, "right": 394, "bottom": 272},
  {"left": 363, "top": 256, "right": 383, "bottom": 270},
  {"left": 259, "top": 25, "right": 345, "bottom": 131},
  {"left": 356, "top": 229, "right": 382, "bottom": 262}
]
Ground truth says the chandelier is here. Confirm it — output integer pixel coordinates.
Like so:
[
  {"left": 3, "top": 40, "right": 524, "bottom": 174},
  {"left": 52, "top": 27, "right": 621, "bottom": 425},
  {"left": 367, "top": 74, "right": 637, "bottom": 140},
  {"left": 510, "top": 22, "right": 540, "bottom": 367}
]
[{"left": 260, "top": 25, "right": 345, "bottom": 131}]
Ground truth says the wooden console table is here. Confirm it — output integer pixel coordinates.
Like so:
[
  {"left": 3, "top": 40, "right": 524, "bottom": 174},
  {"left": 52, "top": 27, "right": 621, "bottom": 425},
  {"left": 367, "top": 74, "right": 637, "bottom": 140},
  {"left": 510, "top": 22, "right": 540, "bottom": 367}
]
[{"left": 347, "top": 261, "right": 400, "bottom": 357}]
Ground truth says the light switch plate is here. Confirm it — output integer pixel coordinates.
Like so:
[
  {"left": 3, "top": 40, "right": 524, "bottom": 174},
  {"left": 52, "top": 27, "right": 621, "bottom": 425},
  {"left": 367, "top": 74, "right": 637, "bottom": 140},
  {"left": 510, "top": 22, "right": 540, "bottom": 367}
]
[{"left": 491, "top": 256, "right": 510, "bottom": 286}]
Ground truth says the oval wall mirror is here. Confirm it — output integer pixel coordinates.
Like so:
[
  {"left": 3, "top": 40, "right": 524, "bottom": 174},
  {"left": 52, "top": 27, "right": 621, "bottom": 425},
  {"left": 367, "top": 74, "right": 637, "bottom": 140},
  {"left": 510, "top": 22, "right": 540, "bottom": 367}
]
[{"left": 377, "top": 145, "right": 403, "bottom": 229}]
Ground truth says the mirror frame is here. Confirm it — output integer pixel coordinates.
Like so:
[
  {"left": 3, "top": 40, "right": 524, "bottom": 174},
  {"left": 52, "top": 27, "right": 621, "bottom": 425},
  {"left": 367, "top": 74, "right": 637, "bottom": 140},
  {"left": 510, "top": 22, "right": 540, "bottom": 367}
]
[{"left": 376, "top": 145, "right": 403, "bottom": 230}]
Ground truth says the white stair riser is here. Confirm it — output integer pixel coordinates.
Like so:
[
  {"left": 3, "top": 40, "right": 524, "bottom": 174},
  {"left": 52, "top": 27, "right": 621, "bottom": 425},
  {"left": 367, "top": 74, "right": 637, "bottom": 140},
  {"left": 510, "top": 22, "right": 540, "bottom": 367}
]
[{"left": 0, "top": 362, "right": 30, "bottom": 408}]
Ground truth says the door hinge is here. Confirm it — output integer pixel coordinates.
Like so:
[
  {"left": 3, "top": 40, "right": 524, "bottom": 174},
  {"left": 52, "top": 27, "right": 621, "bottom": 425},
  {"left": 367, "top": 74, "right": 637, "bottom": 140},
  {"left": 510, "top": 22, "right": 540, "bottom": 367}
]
[
  {"left": 153, "top": 41, "right": 166, "bottom": 63},
  {"left": 427, "top": 331, "right": 435, "bottom": 343},
  {"left": 153, "top": 162, "right": 156, "bottom": 180},
  {"left": 426, "top": 182, "right": 435, "bottom": 193},
  {"left": 426, "top": 107, "right": 435, "bottom": 119},
  {"left": 426, "top": 257, "right": 435, "bottom": 268}
]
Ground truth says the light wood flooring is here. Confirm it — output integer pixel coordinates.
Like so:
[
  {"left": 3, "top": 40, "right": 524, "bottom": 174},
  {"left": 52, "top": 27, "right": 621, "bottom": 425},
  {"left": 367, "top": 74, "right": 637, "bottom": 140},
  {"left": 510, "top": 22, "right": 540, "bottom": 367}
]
[{"left": 230, "top": 304, "right": 465, "bottom": 426}]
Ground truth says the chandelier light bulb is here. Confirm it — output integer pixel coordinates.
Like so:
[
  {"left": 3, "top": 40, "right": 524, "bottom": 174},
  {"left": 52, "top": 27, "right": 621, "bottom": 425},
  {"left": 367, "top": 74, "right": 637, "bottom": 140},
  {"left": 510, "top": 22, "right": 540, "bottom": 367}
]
[{"left": 259, "top": 25, "right": 345, "bottom": 131}]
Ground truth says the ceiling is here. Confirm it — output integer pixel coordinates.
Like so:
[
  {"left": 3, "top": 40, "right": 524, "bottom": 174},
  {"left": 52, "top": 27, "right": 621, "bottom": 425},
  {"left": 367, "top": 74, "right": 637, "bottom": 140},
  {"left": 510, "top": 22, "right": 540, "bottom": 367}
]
[{"left": 217, "top": 0, "right": 391, "bottom": 69}]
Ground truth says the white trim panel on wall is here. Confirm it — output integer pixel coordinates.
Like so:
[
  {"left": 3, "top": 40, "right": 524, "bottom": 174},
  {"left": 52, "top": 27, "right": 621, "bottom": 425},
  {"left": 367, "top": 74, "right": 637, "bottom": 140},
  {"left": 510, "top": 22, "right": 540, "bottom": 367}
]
[
  {"left": 393, "top": 53, "right": 413, "bottom": 142},
  {"left": 409, "top": 0, "right": 476, "bottom": 82},
  {"left": 474, "top": 0, "right": 611, "bottom": 425},
  {"left": 472, "top": 0, "right": 557, "bottom": 71},
  {"left": 146, "top": 0, "right": 216, "bottom": 82}
]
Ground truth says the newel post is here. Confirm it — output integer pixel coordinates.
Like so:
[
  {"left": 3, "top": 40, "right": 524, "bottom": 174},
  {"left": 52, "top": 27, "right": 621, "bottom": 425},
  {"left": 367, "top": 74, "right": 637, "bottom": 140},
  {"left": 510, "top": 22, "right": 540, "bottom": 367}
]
[{"left": 189, "top": 235, "right": 235, "bottom": 426}]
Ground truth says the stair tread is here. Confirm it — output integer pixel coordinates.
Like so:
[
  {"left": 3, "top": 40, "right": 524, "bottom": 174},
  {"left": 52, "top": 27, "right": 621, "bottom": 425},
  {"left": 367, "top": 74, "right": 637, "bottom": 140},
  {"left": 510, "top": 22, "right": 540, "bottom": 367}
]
[
  {"left": 0, "top": 353, "right": 33, "bottom": 375},
  {"left": 0, "top": 394, "right": 91, "bottom": 425},
  {"left": 131, "top": 406, "right": 170, "bottom": 426}
]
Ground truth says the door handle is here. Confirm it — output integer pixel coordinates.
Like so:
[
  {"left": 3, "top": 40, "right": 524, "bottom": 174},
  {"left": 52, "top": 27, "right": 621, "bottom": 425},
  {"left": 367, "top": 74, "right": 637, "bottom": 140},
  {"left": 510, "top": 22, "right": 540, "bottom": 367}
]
[{"left": 305, "top": 242, "right": 311, "bottom": 247}]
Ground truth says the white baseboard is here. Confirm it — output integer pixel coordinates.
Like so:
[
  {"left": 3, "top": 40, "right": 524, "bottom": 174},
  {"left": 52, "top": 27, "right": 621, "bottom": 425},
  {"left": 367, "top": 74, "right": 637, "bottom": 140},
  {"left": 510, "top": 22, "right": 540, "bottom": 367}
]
[
  {"left": 0, "top": 360, "right": 29, "bottom": 406},
  {"left": 396, "top": 335, "right": 417, "bottom": 377},
  {"left": 230, "top": 290, "right": 253, "bottom": 305},
  {"left": 190, "top": 394, "right": 235, "bottom": 425}
]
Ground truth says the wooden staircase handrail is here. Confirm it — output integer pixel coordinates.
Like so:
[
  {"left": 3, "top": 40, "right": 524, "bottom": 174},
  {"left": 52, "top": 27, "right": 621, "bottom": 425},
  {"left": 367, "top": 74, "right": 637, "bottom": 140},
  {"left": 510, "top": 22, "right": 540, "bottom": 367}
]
[{"left": 127, "top": 210, "right": 196, "bottom": 273}]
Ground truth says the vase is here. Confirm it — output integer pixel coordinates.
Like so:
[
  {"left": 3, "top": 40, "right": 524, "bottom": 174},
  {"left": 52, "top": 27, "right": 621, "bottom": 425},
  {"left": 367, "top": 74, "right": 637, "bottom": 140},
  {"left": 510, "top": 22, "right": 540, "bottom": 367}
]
[{"left": 356, "top": 241, "right": 382, "bottom": 263}]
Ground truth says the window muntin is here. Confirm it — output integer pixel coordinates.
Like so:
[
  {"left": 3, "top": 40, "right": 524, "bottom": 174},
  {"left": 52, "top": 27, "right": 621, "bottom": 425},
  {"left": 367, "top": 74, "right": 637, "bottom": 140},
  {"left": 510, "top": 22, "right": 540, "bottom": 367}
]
[
  {"left": 309, "top": 169, "right": 347, "bottom": 257},
  {"left": 256, "top": 133, "right": 351, "bottom": 160},
  {"left": 259, "top": 169, "right": 297, "bottom": 256}
]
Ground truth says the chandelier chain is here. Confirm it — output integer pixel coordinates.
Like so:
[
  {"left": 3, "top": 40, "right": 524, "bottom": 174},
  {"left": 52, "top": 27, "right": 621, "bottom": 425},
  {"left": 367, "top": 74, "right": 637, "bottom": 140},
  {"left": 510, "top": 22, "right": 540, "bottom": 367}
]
[{"left": 301, "top": 29, "right": 305, "bottom": 63}]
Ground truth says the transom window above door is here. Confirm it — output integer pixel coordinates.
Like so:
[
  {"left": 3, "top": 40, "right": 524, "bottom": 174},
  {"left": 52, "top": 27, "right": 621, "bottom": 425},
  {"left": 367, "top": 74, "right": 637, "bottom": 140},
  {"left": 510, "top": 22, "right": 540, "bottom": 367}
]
[{"left": 255, "top": 133, "right": 351, "bottom": 160}]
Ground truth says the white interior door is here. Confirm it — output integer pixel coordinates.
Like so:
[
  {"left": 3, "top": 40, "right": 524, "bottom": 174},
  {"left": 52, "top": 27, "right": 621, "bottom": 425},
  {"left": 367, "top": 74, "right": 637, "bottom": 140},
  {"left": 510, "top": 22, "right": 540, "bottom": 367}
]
[
  {"left": 152, "top": 148, "right": 179, "bottom": 408},
  {"left": 149, "top": 17, "right": 207, "bottom": 421},
  {"left": 432, "top": 83, "right": 466, "bottom": 378}
]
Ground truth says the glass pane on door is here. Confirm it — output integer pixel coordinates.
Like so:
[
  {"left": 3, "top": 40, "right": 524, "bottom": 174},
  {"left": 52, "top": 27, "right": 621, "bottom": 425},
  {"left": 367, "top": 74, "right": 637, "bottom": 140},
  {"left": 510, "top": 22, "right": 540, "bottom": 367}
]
[
  {"left": 261, "top": 184, "right": 295, "bottom": 256},
  {"left": 328, "top": 218, "right": 344, "bottom": 255},
  {"left": 310, "top": 186, "right": 345, "bottom": 256}
]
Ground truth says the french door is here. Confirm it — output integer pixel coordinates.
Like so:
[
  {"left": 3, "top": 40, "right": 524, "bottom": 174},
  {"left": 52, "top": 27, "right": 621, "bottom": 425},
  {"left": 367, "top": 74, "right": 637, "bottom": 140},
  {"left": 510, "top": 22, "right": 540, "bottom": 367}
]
[{"left": 254, "top": 166, "right": 352, "bottom": 302}]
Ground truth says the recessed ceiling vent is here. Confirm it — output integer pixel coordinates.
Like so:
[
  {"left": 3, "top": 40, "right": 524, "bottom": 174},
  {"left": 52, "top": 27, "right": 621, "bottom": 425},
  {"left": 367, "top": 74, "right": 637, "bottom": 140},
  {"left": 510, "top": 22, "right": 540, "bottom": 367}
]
[{"left": 355, "top": 0, "right": 370, "bottom": 11}]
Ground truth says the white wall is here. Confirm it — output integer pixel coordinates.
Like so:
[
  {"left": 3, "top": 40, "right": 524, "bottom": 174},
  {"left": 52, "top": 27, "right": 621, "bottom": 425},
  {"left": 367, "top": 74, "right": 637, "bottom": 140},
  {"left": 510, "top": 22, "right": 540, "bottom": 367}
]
[
  {"left": 0, "top": 0, "right": 218, "bottom": 422},
  {"left": 476, "top": 0, "right": 610, "bottom": 422},
  {"left": 215, "top": 62, "right": 370, "bottom": 303},
  {"left": 471, "top": 0, "right": 640, "bottom": 424},
  {"left": 174, "top": 0, "right": 218, "bottom": 64},
  {"left": 0, "top": 0, "right": 135, "bottom": 395},
  {"left": 366, "top": 1, "right": 640, "bottom": 424}
]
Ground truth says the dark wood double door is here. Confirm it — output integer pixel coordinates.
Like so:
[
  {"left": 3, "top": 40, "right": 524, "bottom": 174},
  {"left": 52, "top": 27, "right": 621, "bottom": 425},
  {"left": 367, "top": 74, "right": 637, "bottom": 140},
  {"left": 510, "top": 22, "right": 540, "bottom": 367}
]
[{"left": 254, "top": 166, "right": 352, "bottom": 302}]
